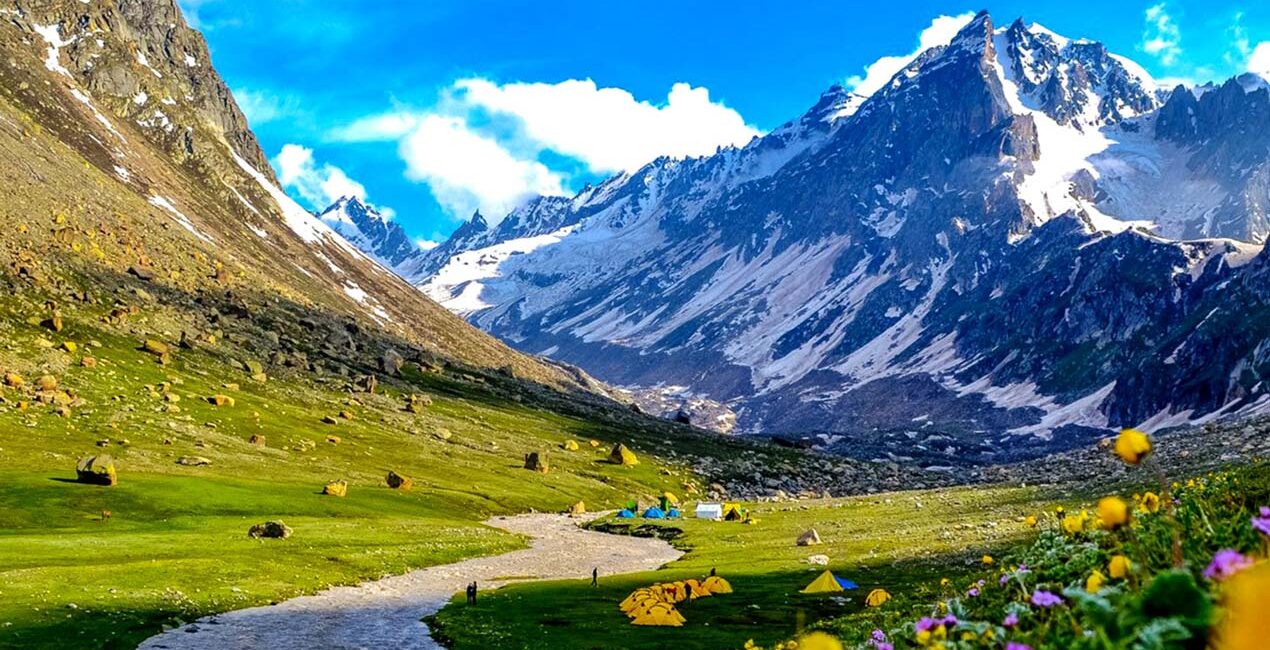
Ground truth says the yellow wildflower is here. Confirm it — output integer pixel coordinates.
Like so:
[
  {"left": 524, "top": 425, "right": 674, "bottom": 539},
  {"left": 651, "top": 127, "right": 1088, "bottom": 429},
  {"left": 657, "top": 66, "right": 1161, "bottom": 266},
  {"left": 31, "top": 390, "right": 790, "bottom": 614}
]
[
  {"left": 1114, "top": 428, "right": 1152, "bottom": 465},
  {"left": 796, "top": 632, "right": 843, "bottom": 650},
  {"left": 1024, "top": 515, "right": 1038, "bottom": 527},
  {"left": 1140, "top": 491, "right": 1161, "bottom": 513},
  {"left": 865, "top": 589, "right": 891, "bottom": 607},
  {"left": 1085, "top": 570, "right": 1106, "bottom": 593},
  {"left": 1108, "top": 555, "right": 1132, "bottom": 579},
  {"left": 982, "top": 555, "right": 994, "bottom": 566},
  {"left": 1097, "top": 497, "right": 1130, "bottom": 529},
  {"left": 1220, "top": 561, "right": 1270, "bottom": 650},
  {"left": 1062, "top": 510, "right": 1090, "bottom": 534}
]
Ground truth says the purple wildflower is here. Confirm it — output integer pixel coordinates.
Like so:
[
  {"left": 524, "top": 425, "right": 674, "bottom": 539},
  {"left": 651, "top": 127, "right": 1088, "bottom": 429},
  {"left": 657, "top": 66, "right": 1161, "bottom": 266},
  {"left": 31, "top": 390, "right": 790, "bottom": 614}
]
[
  {"left": 915, "top": 617, "right": 938, "bottom": 633},
  {"left": 1253, "top": 506, "right": 1270, "bottom": 537},
  {"left": 1030, "top": 590, "right": 1063, "bottom": 608},
  {"left": 1000, "top": 574, "right": 1011, "bottom": 585},
  {"left": 1003, "top": 612, "right": 1020, "bottom": 628},
  {"left": 868, "top": 629, "right": 892, "bottom": 650},
  {"left": 941, "top": 614, "right": 958, "bottom": 628},
  {"left": 967, "top": 587, "right": 980, "bottom": 597},
  {"left": 1204, "top": 549, "right": 1254, "bottom": 581},
  {"left": 1006, "top": 643, "right": 1033, "bottom": 650}
]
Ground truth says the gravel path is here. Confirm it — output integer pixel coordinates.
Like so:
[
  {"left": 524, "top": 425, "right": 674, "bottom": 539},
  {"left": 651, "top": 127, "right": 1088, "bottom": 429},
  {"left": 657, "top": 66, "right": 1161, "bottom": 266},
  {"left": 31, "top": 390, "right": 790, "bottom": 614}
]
[{"left": 137, "top": 513, "right": 681, "bottom": 650}]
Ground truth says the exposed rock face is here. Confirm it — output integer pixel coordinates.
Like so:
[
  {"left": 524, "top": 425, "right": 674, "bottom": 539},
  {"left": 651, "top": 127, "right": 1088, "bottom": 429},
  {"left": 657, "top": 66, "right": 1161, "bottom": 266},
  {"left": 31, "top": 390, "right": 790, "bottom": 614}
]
[{"left": 402, "top": 12, "right": 1270, "bottom": 458}]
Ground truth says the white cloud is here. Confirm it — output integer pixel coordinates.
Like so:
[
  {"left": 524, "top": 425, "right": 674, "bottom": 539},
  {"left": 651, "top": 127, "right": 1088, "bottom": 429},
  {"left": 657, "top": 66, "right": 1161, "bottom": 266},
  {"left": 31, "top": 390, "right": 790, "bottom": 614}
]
[
  {"left": 415, "top": 238, "right": 440, "bottom": 251},
  {"left": 331, "top": 78, "right": 759, "bottom": 223},
  {"left": 845, "top": 13, "right": 975, "bottom": 98},
  {"left": 1250, "top": 42, "right": 1270, "bottom": 80},
  {"left": 233, "top": 88, "right": 299, "bottom": 125},
  {"left": 398, "top": 115, "right": 566, "bottom": 220},
  {"left": 1140, "top": 3, "right": 1182, "bottom": 66},
  {"left": 272, "top": 144, "right": 367, "bottom": 209},
  {"left": 453, "top": 79, "right": 759, "bottom": 173}
]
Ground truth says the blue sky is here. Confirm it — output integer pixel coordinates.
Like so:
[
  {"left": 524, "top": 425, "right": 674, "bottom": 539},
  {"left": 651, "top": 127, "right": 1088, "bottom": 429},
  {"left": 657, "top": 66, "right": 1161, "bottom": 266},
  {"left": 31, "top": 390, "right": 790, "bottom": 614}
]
[{"left": 179, "top": 0, "right": 1269, "bottom": 246}]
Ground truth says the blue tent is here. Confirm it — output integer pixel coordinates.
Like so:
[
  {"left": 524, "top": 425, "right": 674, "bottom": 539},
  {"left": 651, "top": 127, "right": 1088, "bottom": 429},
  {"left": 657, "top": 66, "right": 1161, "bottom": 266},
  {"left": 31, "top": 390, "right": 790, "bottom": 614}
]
[
  {"left": 666, "top": 508, "right": 682, "bottom": 518},
  {"left": 617, "top": 509, "right": 636, "bottom": 518},
  {"left": 835, "top": 577, "right": 859, "bottom": 590},
  {"left": 642, "top": 506, "right": 666, "bottom": 519}
]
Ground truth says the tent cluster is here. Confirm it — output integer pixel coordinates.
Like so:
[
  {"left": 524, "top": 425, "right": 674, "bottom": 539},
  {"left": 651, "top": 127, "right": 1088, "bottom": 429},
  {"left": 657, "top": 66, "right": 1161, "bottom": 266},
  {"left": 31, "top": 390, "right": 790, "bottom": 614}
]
[
  {"left": 693, "top": 502, "right": 750, "bottom": 522},
  {"left": 619, "top": 575, "right": 734, "bottom": 626},
  {"left": 617, "top": 494, "right": 683, "bottom": 519}
]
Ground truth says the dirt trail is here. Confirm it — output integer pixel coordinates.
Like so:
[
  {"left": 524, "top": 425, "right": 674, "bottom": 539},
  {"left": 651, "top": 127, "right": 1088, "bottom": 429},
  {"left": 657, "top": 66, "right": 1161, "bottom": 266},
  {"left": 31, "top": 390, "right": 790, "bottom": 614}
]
[{"left": 138, "top": 513, "right": 680, "bottom": 650}]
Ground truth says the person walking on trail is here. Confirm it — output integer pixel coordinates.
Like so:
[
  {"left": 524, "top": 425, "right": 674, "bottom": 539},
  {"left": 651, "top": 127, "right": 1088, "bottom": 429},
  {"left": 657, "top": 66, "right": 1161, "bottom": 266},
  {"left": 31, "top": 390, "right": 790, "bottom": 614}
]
[
  {"left": 592, "top": 567, "right": 598, "bottom": 587},
  {"left": 710, "top": 567, "right": 717, "bottom": 577}
]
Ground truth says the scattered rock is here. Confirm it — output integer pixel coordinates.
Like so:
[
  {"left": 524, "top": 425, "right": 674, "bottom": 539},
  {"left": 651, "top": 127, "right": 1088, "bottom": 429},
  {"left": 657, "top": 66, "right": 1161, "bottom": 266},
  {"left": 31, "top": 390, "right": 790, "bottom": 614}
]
[
  {"left": 326, "top": 435, "right": 341, "bottom": 444},
  {"left": 36, "top": 375, "right": 58, "bottom": 391},
  {"left": 380, "top": 349, "right": 403, "bottom": 375},
  {"left": 3, "top": 372, "right": 23, "bottom": 388},
  {"left": 806, "top": 554, "right": 830, "bottom": 566},
  {"left": 208, "top": 395, "right": 235, "bottom": 407},
  {"left": 321, "top": 415, "right": 339, "bottom": 425},
  {"left": 405, "top": 393, "right": 431, "bottom": 414},
  {"left": 176, "top": 456, "right": 211, "bottom": 466},
  {"left": 76, "top": 455, "right": 117, "bottom": 486},
  {"left": 561, "top": 440, "right": 579, "bottom": 451},
  {"left": 247, "top": 521, "right": 292, "bottom": 539},
  {"left": 80, "top": 357, "right": 97, "bottom": 368},
  {"left": 523, "top": 451, "right": 550, "bottom": 473},
  {"left": 322, "top": 480, "right": 347, "bottom": 497},
  {"left": 338, "top": 410, "right": 354, "bottom": 420},
  {"left": 608, "top": 443, "right": 639, "bottom": 466},
  {"left": 249, "top": 434, "right": 266, "bottom": 446},
  {"left": 127, "top": 266, "right": 155, "bottom": 281},
  {"left": 386, "top": 471, "right": 413, "bottom": 490},
  {"left": 143, "top": 339, "right": 170, "bottom": 357},
  {"left": 796, "top": 528, "right": 823, "bottom": 546}
]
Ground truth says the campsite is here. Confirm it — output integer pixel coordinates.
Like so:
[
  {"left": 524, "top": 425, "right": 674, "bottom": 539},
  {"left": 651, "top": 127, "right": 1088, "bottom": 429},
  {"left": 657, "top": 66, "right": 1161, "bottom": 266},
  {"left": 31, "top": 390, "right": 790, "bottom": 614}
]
[{"left": 429, "top": 483, "right": 1052, "bottom": 648}]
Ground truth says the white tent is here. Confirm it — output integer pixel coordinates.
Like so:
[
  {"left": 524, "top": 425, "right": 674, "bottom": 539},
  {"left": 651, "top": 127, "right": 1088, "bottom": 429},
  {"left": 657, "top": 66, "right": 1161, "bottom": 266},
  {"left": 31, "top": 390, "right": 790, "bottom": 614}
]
[{"left": 695, "top": 502, "right": 723, "bottom": 520}]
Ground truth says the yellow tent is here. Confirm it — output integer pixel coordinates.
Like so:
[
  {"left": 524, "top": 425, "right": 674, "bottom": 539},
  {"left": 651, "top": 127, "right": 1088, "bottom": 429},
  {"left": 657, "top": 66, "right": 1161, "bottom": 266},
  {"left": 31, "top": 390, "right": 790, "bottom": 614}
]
[
  {"left": 663, "top": 491, "right": 680, "bottom": 505},
  {"left": 631, "top": 603, "right": 683, "bottom": 626},
  {"left": 702, "top": 576, "right": 733, "bottom": 594},
  {"left": 562, "top": 440, "right": 579, "bottom": 451},
  {"left": 801, "top": 570, "right": 844, "bottom": 594},
  {"left": 723, "top": 503, "right": 744, "bottom": 520}
]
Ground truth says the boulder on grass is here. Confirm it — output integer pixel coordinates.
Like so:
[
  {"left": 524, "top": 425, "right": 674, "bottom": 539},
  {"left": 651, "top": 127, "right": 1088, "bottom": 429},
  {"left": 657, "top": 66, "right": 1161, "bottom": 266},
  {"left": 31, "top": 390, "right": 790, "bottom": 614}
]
[
  {"left": 248, "top": 434, "right": 266, "bottom": 446},
  {"left": 208, "top": 394, "right": 235, "bottom": 407},
  {"left": 796, "top": 528, "right": 823, "bottom": 546},
  {"left": 523, "top": 452, "right": 550, "bottom": 473},
  {"left": 248, "top": 521, "right": 292, "bottom": 539},
  {"left": 569, "top": 501, "right": 586, "bottom": 516},
  {"left": 176, "top": 456, "right": 212, "bottom": 466},
  {"left": 608, "top": 444, "right": 639, "bottom": 466},
  {"left": 380, "top": 349, "right": 404, "bottom": 375},
  {"left": 561, "top": 440, "right": 579, "bottom": 451},
  {"left": 322, "top": 480, "right": 347, "bottom": 497},
  {"left": 76, "top": 455, "right": 117, "bottom": 486},
  {"left": 386, "top": 471, "right": 413, "bottom": 490}
]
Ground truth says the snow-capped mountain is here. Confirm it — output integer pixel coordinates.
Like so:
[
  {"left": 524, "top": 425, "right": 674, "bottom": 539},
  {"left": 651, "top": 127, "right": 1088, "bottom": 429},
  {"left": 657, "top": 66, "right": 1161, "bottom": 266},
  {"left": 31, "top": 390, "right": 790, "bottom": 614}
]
[
  {"left": 317, "top": 196, "right": 431, "bottom": 274},
  {"left": 405, "top": 12, "right": 1270, "bottom": 458}
]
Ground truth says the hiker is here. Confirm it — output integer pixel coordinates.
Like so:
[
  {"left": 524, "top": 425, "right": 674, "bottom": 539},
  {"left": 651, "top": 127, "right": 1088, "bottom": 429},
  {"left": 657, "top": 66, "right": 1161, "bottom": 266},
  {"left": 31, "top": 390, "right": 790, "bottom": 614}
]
[
  {"left": 686, "top": 582, "right": 694, "bottom": 599},
  {"left": 592, "top": 567, "right": 598, "bottom": 587},
  {"left": 710, "top": 567, "right": 717, "bottom": 577}
]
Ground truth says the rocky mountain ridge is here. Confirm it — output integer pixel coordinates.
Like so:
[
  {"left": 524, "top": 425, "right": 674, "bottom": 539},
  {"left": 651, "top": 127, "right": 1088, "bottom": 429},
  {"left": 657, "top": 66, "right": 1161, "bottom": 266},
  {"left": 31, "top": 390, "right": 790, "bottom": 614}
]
[{"left": 403, "top": 12, "right": 1270, "bottom": 458}]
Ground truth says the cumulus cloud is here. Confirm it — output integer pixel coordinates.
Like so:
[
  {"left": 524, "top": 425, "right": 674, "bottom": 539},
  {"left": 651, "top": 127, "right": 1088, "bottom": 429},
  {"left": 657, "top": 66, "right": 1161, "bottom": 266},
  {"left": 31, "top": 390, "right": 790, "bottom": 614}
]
[
  {"left": 398, "top": 115, "right": 566, "bottom": 220},
  {"left": 272, "top": 144, "right": 367, "bottom": 209},
  {"left": 415, "top": 238, "right": 440, "bottom": 251},
  {"left": 1250, "top": 43, "right": 1270, "bottom": 80},
  {"left": 1140, "top": 3, "right": 1182, "bottom": 66},
  {"left": 328, "top": 78, "right": 759, "bottom": 222},
  {"left": 845, "top": 13, "right": 975, "bottom": 98},
  {"left": 453, "top": 79, "right": 759, "bottom": 173}
]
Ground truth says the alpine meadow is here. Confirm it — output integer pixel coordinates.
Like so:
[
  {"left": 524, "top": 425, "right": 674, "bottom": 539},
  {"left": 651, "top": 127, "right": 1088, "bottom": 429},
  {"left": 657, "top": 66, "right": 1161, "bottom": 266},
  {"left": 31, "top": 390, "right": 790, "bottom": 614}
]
[{"left": 0, "top": 2, "right": 1268, "bottom": 650}]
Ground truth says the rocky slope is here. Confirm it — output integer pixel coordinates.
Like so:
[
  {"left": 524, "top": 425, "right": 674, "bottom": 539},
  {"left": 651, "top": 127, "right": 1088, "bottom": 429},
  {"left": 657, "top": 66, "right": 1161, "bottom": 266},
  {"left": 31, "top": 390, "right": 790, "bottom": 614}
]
[
  {"left": 0, "top": 0, "right": 594, "bottom": 389},
  {"left": 411, "top": 12, "right": 1270, "bottom": 458}
]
